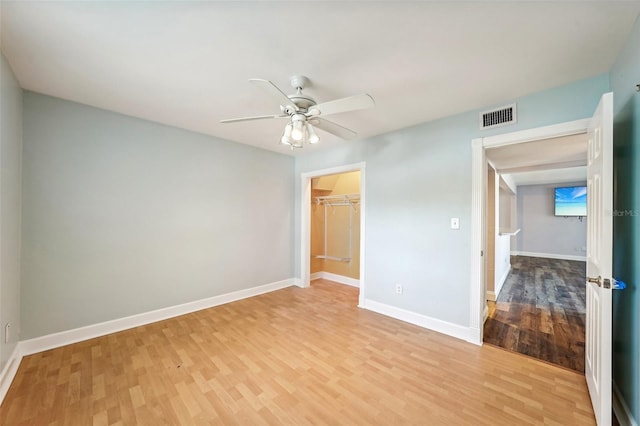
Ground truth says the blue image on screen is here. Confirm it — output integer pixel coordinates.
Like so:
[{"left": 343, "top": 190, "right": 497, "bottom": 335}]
[{"left": 555, "top": 186, "right": 587, "bottom": 216}]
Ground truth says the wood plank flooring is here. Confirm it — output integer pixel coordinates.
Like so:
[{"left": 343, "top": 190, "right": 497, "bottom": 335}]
[
  {"left": 484, "top": 256, "right": 586, "bottom": 372},
  {"left": 1, "top": 279, "right": 594, "bottom": 425}
]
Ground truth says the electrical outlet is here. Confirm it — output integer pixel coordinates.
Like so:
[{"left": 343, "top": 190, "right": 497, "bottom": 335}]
[
  {"left": 4, "top": 323, "right": 10, "bottom": 344},
  {"left": 451, "top": 218, "right": 460, "bottom": 230},
  {"left": 395, "top": 284, "right": 403, "bottom": 294}
]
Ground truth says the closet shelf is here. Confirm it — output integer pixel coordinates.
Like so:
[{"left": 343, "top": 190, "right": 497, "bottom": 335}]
[
  {"left": 314, "top": 193, "right": 360, "bottom": 206},
  {"left": 312, "top": 255, "right": 352, "bottom": 262}
]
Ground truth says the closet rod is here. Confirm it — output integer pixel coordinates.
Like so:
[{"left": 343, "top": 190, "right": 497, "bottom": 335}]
[
  {"left": 319, "top": 201, "right": 359, "bottom": 207},
  {"left": 314, "top": 193, "right": 360, "bottom": 205}
]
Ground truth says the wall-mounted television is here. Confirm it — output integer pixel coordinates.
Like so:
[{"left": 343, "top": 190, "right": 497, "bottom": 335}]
[{"left": 554, "top": 186, "right": 587, "bottom": 217}]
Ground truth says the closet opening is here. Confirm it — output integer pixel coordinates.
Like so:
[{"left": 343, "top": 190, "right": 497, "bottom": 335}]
[{"left": 309, "top": 171, "right": 361, "bottom": 294}]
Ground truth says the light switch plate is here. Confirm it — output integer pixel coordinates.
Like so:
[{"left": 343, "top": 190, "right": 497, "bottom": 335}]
[{"left": 451, "top": 218, "right": 460, "bottom": 230}]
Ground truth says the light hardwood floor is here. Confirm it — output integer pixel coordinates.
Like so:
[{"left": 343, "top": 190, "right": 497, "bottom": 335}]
[{"left": 1, "top": 279, "right": 595, "bottom": 425}]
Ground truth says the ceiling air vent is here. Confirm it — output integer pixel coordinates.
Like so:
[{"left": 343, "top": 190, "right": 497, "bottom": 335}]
[{"left": 480, "top": 104, "right": 516, "bottom": 130}]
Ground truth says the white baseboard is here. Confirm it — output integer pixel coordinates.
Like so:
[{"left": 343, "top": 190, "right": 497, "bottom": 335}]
[
  {"left": 310, "top": 271, "right": 360, "bottom": 288},
  {"left": 19, "top": 278, "right": 295, "bottom": 357},
  {"left": 613, "top": 381, "right": 638, "bottom": 426},
  {"left": 511, "top": 251, "right": 586, "bottom": 262},
  {"left": 310, "top": 272, "right": 323, "bottom": 281},
  {"left": 467, "top": 327, "right": 482, "bottom": 346},
  {"left": 362, "top": 299, "right": 474, "bottom": 343},
  {"left": 486, "top": 290, "right": 496, "bottom": 302},
  {"left": 0, "top": 344, "right": 22, "bottom": 405}
]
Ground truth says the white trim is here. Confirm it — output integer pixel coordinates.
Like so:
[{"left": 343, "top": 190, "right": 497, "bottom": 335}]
[
  {"left": 486, "top": 290, "right": 496, "bottom": 302},
  {"left": 483, "top": 118, "right": 589, "bottom": 148},
  {"left": 469, "top": 138, "right": 485, "bottom": 345},
  {"left": 362, "top": 299, "right": 475, "bottom": 343},
  {"left": 470, "top": 119, "right": 591, "bottom": 349},
  {"left": 19, "top": 278, "right": 294, "bottom": 357},
  {"left": 500, "top": 174, "right": 517, "bottom": 195},
  {"left": 300, "top": 162, "right": 366, "bottom": 306},
  {"left": 494, "top": 265, "right": 511, "bottom": 298},
  {"left": 310, "top": 271, "right": 359, "bottom": 288},
  {"left": 613, "top": 382, "right": 638, "bottom": 426},
  {"left": 0, "top": 344, "right": 23, "bottom": 405},
  {"left": 310, "top": 272, "right": 323, "bottom": 281},
  {"left": 512, "top": 251, "right": 586, "bottom": 262},
  {"left": 300, "top": 173, "right": 312, "bottom": 289},
  {"left": 358, "top": 168, "right": 366, "bottom": 307}
]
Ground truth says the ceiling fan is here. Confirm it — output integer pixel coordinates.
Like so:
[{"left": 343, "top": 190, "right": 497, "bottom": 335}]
[{"left": 220, "top": 75, "right": 375, "bottom": 149}]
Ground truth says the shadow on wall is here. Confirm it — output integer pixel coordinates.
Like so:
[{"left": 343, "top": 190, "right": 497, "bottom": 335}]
[{"left": 612, "top": 96, "right": 639, "bottom": 419}]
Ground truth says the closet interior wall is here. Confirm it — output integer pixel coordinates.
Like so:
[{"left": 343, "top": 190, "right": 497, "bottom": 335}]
[{"left": 310, "top": 171, "right": 361, "bottom": 280}]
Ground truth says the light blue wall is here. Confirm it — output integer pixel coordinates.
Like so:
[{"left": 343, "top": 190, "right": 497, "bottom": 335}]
[
  {"left": 0, "top": 53, "right": 23, "bottom": 370},
  {"left": 294, "top": 74, "right": 609, "bottom": 328},
  {"left": 610, "top": 15, "right": 640, "bottom": 423},
  {"left": 21, "top": 92, "right": 295, "bottom": 339}
]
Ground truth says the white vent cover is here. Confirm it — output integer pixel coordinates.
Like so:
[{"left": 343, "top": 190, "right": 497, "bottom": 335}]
[{"left": 480, "top": 104, "right": 516, "bottom": 129}]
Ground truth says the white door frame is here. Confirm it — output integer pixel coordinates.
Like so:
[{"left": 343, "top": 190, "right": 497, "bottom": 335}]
[
  {"left": 300, "top": 162, "right": 366, "bottom": 307},
  {"left": 469, "top": 118, "right": 590, "bottom": 345}
]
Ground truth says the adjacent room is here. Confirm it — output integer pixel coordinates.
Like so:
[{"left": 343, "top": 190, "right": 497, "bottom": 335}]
[
  {"left": 482, "top": 137, "right": 590, "bottom": 372},
  {"left": 1, "top": 2, "right": 639, "bottom": 425}
]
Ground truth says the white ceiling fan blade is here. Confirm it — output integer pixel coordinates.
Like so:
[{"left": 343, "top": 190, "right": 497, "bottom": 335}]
[
  {"left": 220, "top": 114, "right": 288, "bottom": 123},
  {"left": 249, "top": 78, "right": 299, "bottom": 111},
  {"left": 312, "top": 94, "right": 374, "bottom": 117},
  {"left": 312, "top": 118, "right": 357, "bottom": 140}
]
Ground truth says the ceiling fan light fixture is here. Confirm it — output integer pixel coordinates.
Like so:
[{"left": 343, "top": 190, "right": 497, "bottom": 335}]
[
  {"left": 291, "top": 120, "right": 304, "bottom": 141},
  {"left": 280, "top": 123, "right": 293, "bottom": 145},
  {"left": 307, "top": 123, "right": 320, "bottom": 144}
]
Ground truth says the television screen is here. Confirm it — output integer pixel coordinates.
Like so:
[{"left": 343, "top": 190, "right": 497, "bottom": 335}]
[{"left": 554, "top": 186, "right": 587, "bottom": 216}]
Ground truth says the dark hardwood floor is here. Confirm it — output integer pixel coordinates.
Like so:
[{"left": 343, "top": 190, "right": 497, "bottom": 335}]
[{"left": 483, "top": 255, "right": 586, "bottom": 372}]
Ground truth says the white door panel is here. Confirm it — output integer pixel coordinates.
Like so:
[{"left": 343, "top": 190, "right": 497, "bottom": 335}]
[{"left": 585, "top": 92, "right": 613, "bottom": 426}]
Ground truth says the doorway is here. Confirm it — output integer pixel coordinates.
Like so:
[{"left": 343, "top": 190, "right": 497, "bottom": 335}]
[
  {"left": 300, "top": 163, "right": 366, "bottom": 307},
  {"left": 480, "top": 138, "right": 589, "bottom": 371},
  {"left": 469, "top": 118, "right": 592, "bottom": 344},
  {"left": 309, "top": 171, "right": 361, "bottom": 287}
]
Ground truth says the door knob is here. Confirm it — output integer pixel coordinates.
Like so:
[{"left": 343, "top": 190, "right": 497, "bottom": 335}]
[
  {"left": 587, "top": 276, "right": 626, "bottom": 290},
  {"left": 587, "top": 276, "right": 602, "bottom": 286},
  {"left": 587, "top": 276, "right": 611, "bottom": 289}
]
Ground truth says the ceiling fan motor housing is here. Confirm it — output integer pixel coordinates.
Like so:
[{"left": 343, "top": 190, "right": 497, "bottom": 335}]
[
  {"left": 286, "top": 94, "right": 316, "bottom": 112},
  {"left": 285, "top": 75, "right": 317, "bottom": 113}
]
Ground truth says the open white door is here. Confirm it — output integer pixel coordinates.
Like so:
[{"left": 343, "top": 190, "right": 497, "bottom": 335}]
[{"left": 585, "top": 92, "right": 613, "bottom": 425}]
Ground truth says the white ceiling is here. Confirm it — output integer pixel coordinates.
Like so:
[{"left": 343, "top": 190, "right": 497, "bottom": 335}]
[
  {"left": 487, "top": 133, "right": 587, "bottom": 174},
  {"left": 506, "top": 166, "right": 587, "bottom": 187},
  {"left": 487, "top": 133, "right": 588, "bottom": 186},
  {"left": 2, "top": 1, "right": 639, "bottom": 155}
]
